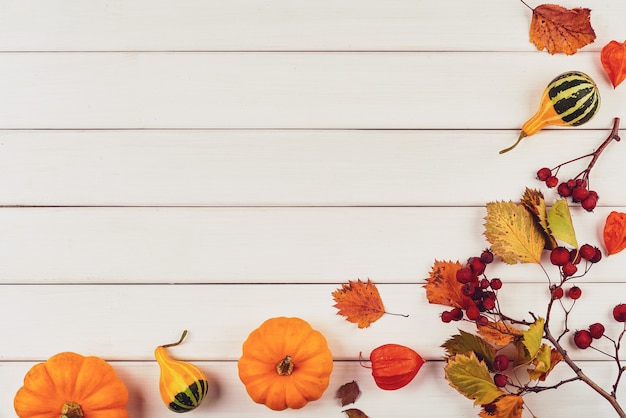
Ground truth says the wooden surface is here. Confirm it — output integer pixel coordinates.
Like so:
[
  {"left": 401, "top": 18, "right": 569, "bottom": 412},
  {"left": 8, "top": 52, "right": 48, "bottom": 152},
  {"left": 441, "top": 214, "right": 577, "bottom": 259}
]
[{"left": 1, "top": 1, "right": 626, "bottom": 417}]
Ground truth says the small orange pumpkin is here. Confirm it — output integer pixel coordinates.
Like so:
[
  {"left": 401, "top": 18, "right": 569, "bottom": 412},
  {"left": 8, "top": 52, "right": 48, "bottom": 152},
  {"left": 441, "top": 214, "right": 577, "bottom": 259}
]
[
  {"left": 14, "top": 351, "right": 129, "bottom": 418},
  {"left": 237, "top": 316, "right": 333, "bottom": 410}
]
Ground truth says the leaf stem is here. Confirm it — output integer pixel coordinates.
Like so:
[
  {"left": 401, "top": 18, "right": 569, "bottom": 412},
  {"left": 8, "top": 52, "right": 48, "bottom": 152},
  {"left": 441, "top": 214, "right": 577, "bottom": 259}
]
[{"left": 519, "top": 0, "right": 534, "bottom": 11}]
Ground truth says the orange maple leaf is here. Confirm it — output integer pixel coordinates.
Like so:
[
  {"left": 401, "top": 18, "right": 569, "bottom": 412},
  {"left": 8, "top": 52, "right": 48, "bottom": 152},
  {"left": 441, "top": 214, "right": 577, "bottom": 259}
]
[
  {"left": 424, "top": 260, "right": 474, "bottom": 310},
  {"left": 528, "top": 4, "right": 596, "bottom": 55},
  {"left": 333, "top": 279, "right": 386, "bottom": 328}
]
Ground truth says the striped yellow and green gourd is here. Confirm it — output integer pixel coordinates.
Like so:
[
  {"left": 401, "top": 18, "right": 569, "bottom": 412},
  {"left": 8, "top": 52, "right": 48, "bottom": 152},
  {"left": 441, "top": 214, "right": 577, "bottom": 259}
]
[
  {"left": 154, "top": 330, "right": 209, "bottom": 413},
  {"left": 500, "top": 71, "right": 600, "bottom": 154}
]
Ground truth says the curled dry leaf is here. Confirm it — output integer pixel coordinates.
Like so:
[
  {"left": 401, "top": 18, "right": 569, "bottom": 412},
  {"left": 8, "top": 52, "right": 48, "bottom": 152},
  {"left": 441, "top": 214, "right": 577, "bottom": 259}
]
[
  {"left": 529, "top": 4, "right": 596, "bottom": 55},
  {"left": 601, "top": 41, "right": 626, "bottom": 88},
  {"left": 332, "top": 279, "right": 385, "bottom": 328},
  {"left": 603, "top": 211, "right": 626, "bottom": 255},
  {"left": 336, "top": 380, "right": 361, "bottom": 406},
  {"left": 342, "top": 408, "right": 369, "bottom": 418}
]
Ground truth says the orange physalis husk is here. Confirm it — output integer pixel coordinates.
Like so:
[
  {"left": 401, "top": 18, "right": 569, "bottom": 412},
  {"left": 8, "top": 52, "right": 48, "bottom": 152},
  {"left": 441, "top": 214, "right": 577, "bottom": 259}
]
[
  {"left": 603, "top": 211, "right": 626, "bottom": 255},
  {"left": 601, "top": 40, "right": 626, "bottom": 88}
]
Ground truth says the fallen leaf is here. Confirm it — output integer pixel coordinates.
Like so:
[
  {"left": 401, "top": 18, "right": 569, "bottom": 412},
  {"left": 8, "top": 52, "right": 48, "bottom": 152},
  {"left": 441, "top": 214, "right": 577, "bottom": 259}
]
[
  {"left": 601, "top": 40, "right": 626, "bottom": 88},
  {"left": 603, "top": 211, "right": 626, "bottom": 255},
  {"left": 342, "top": 408, "right": 369, "bottom": 418},
  {"left": 477, "top": 321, "right": 522, "bottom": 347},
  {"left": 424, "top": 260, "right": 474, "bottom": 309},
  {"left": 333, "top": 279, "right": 385, "bottom": 328},
  {"left": 441, "top": 330, "right": 497, "bottom": 371},
  {"left": 547, "top": 199, "right": 578, "bottom": 248},
  {"left": 521, "top": 317, "right": 545, "bottom": 361},
  {"left": 480, "top": 394, "right": 524, "bottom": 418},
  {"left": 521, "top": 188, "right": 557, "bottom": 249},
  {"left": 529, "top": 4, "right": 596, "bottom": 55},
  {"left": 527, "top": 345, "right": 563, "bottom": 381},
  {"left": 484, "top": 201, "right": 545, "bottom": 264},
  {"left": 445, "top": 352, "right": 504, "bottom": 406},
  {"left": 336, "top": 380, "right": 361, "bottom": 406}
]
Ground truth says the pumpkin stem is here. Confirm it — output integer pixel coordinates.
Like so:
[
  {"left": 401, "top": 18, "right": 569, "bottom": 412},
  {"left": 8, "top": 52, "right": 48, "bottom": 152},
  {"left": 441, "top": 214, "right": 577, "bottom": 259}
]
[
  {"left": 276, "top": 355, "right": 295, "bottom": 376},
  {"left": 60, "top": 401, "right": 84, "bottom": 418},
  {"left": 161, "top": 330, "right": 189, "bottom": 348}
]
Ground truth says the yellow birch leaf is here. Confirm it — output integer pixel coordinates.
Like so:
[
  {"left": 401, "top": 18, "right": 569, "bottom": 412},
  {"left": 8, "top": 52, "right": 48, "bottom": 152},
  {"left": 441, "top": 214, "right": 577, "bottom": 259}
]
[
  {"left": 547, "top": 199, "right": 578, "bottom": 248},
  {"left": 522, "top": 317, "right": 545, "bottom": 361},
  {"left": 484, "top": 201, "right": 545, "bottom": 264},
  {"left": 444, "top": 352, "right": 504, "bottom": 406}
]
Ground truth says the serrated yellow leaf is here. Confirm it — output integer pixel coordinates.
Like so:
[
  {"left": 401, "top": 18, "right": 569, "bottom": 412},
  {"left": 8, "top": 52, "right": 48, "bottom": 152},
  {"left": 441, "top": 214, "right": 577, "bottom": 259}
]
[
  {"left": 479, "top": 395, "right": 524, "bottom": 418},
  {"left": 484, "top": 201, "right": 545, "bottom": 264},
  {"left": 521, "top": 188, "right": 557, "bottom": 249},
  {"left": 528, "top": 345, "right": 563, "bottom": 381},
  {"left": 547, "top": 199, "right": 578, "bottom": 248},
  {"left": 522, "top": 318, "right": 545, "bottom": 360},
  {"left": 444, "top": 352, "right": 504, "bottom": 405}
]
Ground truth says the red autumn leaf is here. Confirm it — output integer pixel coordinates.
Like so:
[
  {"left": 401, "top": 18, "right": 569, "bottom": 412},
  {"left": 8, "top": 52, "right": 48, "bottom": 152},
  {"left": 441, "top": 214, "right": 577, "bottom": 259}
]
[
  {"left": 424, "top": 260, "right": 474, "bottom": 309},
  {"left": 332, "top": 279, "right": 386, "bottom": 328},
  {"left": 336, "top": 380, "right": 361, "bottom": 406},
  {"left": 601, "top": 40, "right": 626, "bottom": 88},
  {"left": 528, "top": 4, "right": 596, "bottom": 55},
  {"left": 603, "top": 211, "right": 626, "bottom": 255}
]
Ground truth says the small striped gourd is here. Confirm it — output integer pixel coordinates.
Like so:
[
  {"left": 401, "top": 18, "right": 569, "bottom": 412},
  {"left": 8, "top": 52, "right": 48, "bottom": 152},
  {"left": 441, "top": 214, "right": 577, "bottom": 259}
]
[
  {"left": 154, "top": 330, "right": 209, "bottom": 413},
  {"left": 500, "top": 71, "right": 600, "bottom": 154}
]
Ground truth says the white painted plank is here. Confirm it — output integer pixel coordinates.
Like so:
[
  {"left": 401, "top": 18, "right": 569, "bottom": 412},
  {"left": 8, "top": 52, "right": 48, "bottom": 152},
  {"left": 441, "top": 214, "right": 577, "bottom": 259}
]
[
  {"left": 0, "top": 52, "right": 619, "bottom": 129},
  {"left": 0, "top": 0, "right": 618, "bottom": 52},
  {"left": 0, "top": 207, "right": 620, "bottom": 283},
  {"left": 1, "top": 283, "right": 624, "bottom": 362},
  {"left": 1, "top": 129, "right": 625, "bottom": 207},
  {"left": 2, "top": 360, "right": 623, "bottom": 418}
]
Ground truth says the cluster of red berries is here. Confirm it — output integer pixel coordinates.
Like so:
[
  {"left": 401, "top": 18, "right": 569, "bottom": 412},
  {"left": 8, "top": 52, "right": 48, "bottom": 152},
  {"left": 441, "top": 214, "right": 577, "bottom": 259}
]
[
  {"left": 537, "top": 167, "right": 599, "bottom": 211},
  {"left": 440, "top": 249, "right": 502, "bottom": 326},
  {"left": 548, "top": 244, "right": 601, "bottom": 280},
  {"left": 573, "top": 304, "right": 626, "bottom": 349}
]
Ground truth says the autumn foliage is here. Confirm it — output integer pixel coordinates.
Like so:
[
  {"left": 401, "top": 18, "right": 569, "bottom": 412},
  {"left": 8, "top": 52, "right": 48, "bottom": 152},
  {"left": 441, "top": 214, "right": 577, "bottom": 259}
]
[{"left": 527, "top": 3, "right": 596, "bottom": 55}]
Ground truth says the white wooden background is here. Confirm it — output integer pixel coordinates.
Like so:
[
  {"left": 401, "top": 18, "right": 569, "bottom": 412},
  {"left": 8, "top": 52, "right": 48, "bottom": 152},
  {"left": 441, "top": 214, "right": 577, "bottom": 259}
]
[{"left": 1, "top": 1, "right": 626, "bottom": 417}]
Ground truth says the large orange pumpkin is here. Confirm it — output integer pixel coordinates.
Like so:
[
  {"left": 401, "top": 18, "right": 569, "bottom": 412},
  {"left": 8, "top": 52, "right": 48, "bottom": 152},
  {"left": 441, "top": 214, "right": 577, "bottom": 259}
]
[
  {"left": 14, "top": 352, "right": 129, "bottom": 418},
  {"left": 237, "top": 317, "right": 333, "bottom": 410}
]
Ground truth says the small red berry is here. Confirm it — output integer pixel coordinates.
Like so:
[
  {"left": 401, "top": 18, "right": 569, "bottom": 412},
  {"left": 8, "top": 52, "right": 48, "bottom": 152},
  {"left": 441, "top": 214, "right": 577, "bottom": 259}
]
[
  {"left": 576, "top": 178, "right": 587, "bottom": 189},
  {"left": 569, "top": 249, "right": 581, "bottom": 265},
  {"left": 493, "top": 354, "right": 509, "bottom": 371},
  {"left": 589, "top": 323, "right": 605, "bottom": 339},
  {"left": 480, "top": 249, "right": 494, "bottom": 264},
  {"left": 581, "top": 195, "right": 597, "bottom": 212},
  {"left": 568, "top": 286, "right": 582, "bottom": 300},
  {"left": 572, "top": 186, "right": 589, "bottom": 202},
  {"left": 466, "top": 305, "right": 481, "bottom": 321},
  {"left": 490, "top": 278, "right": 502, "bottom": 290},
  {"left": 589, "top": 247, "right": 603, "bottom": 263},
  {"left": 493, "top": 373, "right": 508, "bottom": 387},
  {"left": 567, "top": 179, "right": 577, "bottom": 189},
  {"left": 562, "top": 262, "right": 577, "bottom": 278},
  {"left": 462, "top": 283, "right": 476, "bottom": 297},
  {"left": 441, "top": 311, "right": 453, "bottom": 323},
  {"left": 451, "top": 308, "right": 463, "bottom": 321},
  {"left": 469, "top": 257, "right": 486, "bottom": 275},
  {"left": 546, "top": 175, "right": 559, "bottom": 188},
  {"left": 574, "top": 330, "right": 593, "bottom": 349},
  {"left": 480, "top": 278, "right": 490, "bottom": 289},
  {"left": 550, "top": 247, "right": 570, "bottom": 266},
  {"left": 613, "top": 304, "right": 626, "bottom": 322},
  {"left": 477, "top": 315, "right": 489, "bottom": 326},
  {"left": 456, "top": 267, "right": 474, "bottom": 284},
  {"left": 557, "top": 182, "right": 572, "bottom": 197},
  {"left": 551, "top": 286, "right": 564, "bottom": 299},
  {"left": 537, "top": 167, "right": 552, "bottom": 181},
  {"left": 579, "top": 244, "right": 596, "bottom": 261},
  {"left": 482, "top": 297, "right": 496, "bottom": 311}
]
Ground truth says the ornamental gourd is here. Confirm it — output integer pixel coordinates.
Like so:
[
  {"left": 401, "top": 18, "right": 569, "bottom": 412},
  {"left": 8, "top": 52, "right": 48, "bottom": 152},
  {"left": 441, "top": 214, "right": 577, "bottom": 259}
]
[
  {"left": 238, "top": 316, "right": 333, "bottom": 410},
  {"left": 362, "top": 344, "right": 425, "bottom": 390},
  {"left": 155, "top": 330, "right": 210, "bottom": 413},
  {"left": 500, "top": 71, "right": 600, "bottom": 154},
  {"left": 14, "top": 351, "right": 129, "bottom": 418}
]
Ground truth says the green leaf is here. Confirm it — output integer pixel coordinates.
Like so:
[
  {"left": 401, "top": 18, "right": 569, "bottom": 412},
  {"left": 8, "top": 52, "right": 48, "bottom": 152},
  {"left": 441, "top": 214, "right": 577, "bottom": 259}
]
[
  {"left": 547, "top": 199, "right": 578, "bottom": 248},
  {"left": 484, "top": 201, "right": 545, "bottom": 264},
  {"left": 522, "top": 317, "right": 545, "bottom": 360},
  {"left": 441, "top": 329, "right": 497, "bottom": 371},
  {"left": 445, "top": 352, "right": 504, "bottom": 405}
]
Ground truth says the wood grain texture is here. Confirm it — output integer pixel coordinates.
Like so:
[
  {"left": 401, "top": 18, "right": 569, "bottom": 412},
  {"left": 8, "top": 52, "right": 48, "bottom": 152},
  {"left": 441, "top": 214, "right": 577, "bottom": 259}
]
[
  {"left": 0, "top": 52, "right": 617, "bottom": 129},
  {"left": 2, "top": 0, "right": 626, "bottom": 417}
]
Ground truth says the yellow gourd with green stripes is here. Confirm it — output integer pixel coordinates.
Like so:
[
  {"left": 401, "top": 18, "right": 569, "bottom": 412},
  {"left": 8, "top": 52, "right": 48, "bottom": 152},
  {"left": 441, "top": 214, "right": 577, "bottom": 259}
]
[
  {"left": 155, "top": 330, "right": 209, "bottom": 413},
  {"left": 500, "top": 71, "right": 600, "bottom": 154}
]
